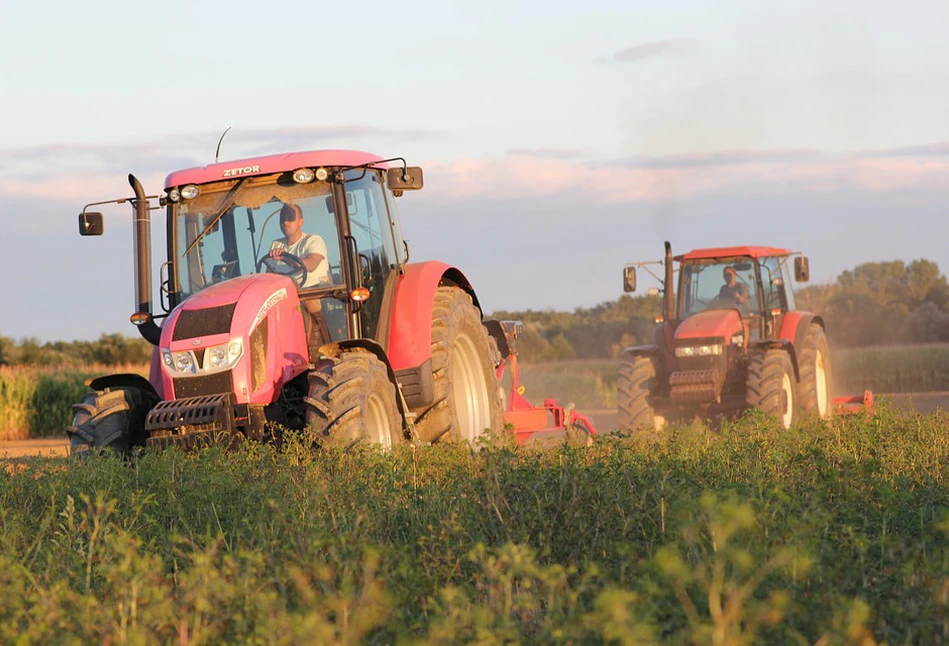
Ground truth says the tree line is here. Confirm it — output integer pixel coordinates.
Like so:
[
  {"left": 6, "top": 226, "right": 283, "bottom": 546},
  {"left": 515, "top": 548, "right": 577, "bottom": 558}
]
[{"left": 2, "top": 258, "right": 946, "bottom": 366}]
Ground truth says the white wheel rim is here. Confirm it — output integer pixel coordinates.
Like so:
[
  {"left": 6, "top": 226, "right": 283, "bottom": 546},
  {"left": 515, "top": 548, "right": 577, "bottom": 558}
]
[
  {"left": 653, "top": 414, "right": 666, "bottom": 431},
  {"left": 365, "top": 391, "right": 393, "bottom": 449},
  {"left": 451, "top": 332, "right": 491, "bottom": 442},
  {"left": 815, "top": 351, "right": 828, "bottom": 418},
  {"left": 781, "top": 373, "right": 794, "bottom": 429}
]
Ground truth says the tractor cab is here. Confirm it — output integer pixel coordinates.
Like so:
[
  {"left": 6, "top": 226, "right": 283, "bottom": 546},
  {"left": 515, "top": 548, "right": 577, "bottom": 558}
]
[
  {"left": 674, "top": 247, "right": 802, "bottom": 350},
  {"left": 162, "top": 152, "right": 420, "bottom": 355}
]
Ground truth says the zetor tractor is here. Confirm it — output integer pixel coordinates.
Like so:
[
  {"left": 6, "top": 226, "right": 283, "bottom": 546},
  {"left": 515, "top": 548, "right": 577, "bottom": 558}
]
[
  {"left": 618, "top": 242, "right": 832, "bottom": 431},
  {"left": 68, "top": 150, "right": 503, "bottom": 454}
]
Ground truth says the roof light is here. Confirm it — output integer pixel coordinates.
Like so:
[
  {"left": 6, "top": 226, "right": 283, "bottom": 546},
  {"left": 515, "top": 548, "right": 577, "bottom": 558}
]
[
  {"left": 167, "top": 188, "right": 181, "bottom": 202},
  {"left": 350, "top": 287, "right": 370, "bottom": 302},
  {"left": 315, "top": 167, "right": 329, "bottom": 181},
  {"left": 292, "top": 168, "right": 315, "bottom": 184},
  {"left": 180, "top": 185, "right": 200, "bottom": 200}
]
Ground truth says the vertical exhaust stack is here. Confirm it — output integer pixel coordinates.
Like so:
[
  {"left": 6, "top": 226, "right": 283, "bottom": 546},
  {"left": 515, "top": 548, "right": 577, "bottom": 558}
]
[
  {"left": 664, "top": 241, "right": 675, "bottom": 323},
  {"left": 129, "top": 174, "right": 162, "bottom": 345}
]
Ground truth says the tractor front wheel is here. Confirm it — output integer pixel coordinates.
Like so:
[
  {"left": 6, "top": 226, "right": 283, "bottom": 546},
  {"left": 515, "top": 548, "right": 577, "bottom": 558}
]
[
  {"left": 413, "top": 287, "right": 504, "bottom": 444},
  {"left": 617, "top": 354, "right": 665, "bottom": 433},
  {"left": 798, "top": 324, "right": 833, "bottom": 419},
  {"left": 305, "top": 350, "right": 402, "bottom": 449},
  {"left": 745, "top": 350, "right": 798, "bottom": 429},
  {"left": 67, "top": 386, "right": 158, "bottom": 457}
]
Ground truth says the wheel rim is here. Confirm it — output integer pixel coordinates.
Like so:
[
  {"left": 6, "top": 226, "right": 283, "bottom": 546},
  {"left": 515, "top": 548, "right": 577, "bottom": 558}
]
[
  {"left": 781, "top": 372, "right": 794, "bottom": 429},
  {"left": 451, "top": 332, "right": 492, "bottom": 442},
  {"left": 815, "top": 351, "right": 828, "bottom": 418},
  {"left": 653, "top": 414, "right": 666, "bottom": 431},
  {"left": 365, "top": 391, "right": 393, "bottom": 449}
]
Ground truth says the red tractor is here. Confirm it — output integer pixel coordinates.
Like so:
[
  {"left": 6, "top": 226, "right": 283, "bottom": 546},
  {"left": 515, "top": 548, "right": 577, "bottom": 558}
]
[
  {"left": 68, "top": 150, "right": 503, "bottom": 454},
  {"left": 618, "top": 242, "right": 834, "bottom": 430}
]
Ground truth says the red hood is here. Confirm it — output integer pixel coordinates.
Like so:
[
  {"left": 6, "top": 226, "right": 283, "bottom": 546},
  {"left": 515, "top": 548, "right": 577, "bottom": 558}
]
[{"left": 676, "top": 309, "right": 743, "bottom": 342}]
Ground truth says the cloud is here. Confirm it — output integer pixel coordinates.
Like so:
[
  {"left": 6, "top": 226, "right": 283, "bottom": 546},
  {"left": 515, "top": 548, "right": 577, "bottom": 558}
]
[
  {"left": 860, "top": 141, "right": 949, "bottom": 158},
  {"left": 421, "top": 147, "right": 949, "bottom": 204},
  {"left": 600, "top": 39, "right": 696, "bottom": 63},
  {"left": 506, "top": 148, "right": 586, "bottom": 160}
]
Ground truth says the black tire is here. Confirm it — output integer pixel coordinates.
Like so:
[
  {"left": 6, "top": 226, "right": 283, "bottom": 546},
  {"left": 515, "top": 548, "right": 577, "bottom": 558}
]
[
  {"left": 305, "top": 350, "right": 402, "bottom": 449},
  {"left": 66, "top": 387, "right": 158, "bottom": 457},
  {"left": 745, "top": 350, "right": 798, "bottom": 428},
  {"left": 617, "top": 354, "right": 664, "bottom": 433},
  {"left": 413, "top": 287, "right": 504, "bottom": 444},
  {"left": 797, "top": 324, "right": 833, "bottom": 419}
]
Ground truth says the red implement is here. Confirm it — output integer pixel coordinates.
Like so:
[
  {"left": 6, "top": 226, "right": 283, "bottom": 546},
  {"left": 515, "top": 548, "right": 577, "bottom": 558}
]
[
  {"left": 833, "top": 390, "right": 875, "bottom": 415},
  {"left": 490, "top": 321, "right": 597, "bottom": 446}
]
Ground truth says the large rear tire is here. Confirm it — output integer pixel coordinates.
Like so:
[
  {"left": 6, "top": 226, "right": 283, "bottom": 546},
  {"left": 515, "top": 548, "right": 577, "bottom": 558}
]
[
  {"left": 413, "top": 287, "right": 504, "bottom": 444},
  {"left": 66, "top": 387, "right": 158, "bottom": 457},
  {"left": 617, "top": 354, "right": 665, "bottom": 433},
  {"left": 305, "top": 350, "right": 402, "bottom": 449},
  {"left": 745, "top": 350, "right": 798, "bottom": 429},
  {"left": 798, "top": 324, "right": 832, "bottom": 419}
]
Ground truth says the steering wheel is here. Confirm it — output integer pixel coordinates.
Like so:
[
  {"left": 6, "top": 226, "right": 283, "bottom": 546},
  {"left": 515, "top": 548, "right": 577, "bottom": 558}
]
[{"left": 257, "top": 252, "right": 308, "bottom": 289}]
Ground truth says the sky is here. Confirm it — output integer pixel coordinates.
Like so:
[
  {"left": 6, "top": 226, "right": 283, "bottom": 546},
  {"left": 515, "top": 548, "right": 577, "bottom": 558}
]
[{"left": 1, "top": 0, "right": 948, "bottom": 341}]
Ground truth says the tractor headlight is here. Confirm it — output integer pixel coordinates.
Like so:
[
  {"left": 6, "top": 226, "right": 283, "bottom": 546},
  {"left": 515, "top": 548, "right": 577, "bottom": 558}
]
[
  {"left": 180, "top": 184, "right": 200, "bottom": 200},
  {"left": 205, "top": 339, "right": 243, "bottom": 370},
  {"left": 675, "top": 343, "right": 724, "bottom": 357},
  {"left": 163, "top": 350, "right": 197, "bottom": 374}
]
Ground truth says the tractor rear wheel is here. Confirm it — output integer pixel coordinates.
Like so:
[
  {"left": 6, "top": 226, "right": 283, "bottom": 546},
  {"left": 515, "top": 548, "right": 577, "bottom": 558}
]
[
  {"left": 798, "top": 324, "right": 833, "bottom": 419},
  {"left": 67, "top": 387, "right": 158, "bottom": 457},
  {"left": 305, "top": 350, "right": 402, "bottom": 449},
  {"left": 617, "top": 354, "right": 664, "bottom": 433},
  {"left": 413, "top": 287, "right": 504, "bottom": 444},
  {"left": 745, "top": 350, "right": 798, "bottom": 428}
]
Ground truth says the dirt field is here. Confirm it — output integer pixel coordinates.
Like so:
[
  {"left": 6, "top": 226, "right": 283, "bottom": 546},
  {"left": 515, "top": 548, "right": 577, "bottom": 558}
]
[{"left": 2, "top": 392, "right": 945, "bottom": 459}]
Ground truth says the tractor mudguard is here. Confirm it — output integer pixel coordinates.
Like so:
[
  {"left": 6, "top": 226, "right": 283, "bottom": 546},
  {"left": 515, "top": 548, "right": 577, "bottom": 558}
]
[
  {"left": 749, "top": 339, "right": 800, "bottom": 379},
  {"left": 87, "top": 373, "right": 161, "bottom": 400},
  {"left": 779, "top": 312, "right": 824, "bottom": 352},
  {"left": 385, "top": 261, "right": 479, "bottom": 371},
  {"left": 621, "top": 344, "right": 663, "bottom": 357}
]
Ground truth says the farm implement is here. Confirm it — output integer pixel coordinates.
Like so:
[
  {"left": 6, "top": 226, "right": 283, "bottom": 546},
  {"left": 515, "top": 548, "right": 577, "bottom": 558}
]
[{"left": 487, "top": 320, "right": 597, "bottom": 446}]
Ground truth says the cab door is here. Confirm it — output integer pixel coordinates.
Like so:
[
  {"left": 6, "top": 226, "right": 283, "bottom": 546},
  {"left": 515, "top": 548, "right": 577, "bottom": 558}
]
[{"left": 342, "top": 170, "right": 400, "bottom": 340}]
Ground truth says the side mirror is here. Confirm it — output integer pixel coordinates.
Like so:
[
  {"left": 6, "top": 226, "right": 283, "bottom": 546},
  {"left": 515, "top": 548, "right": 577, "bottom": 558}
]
[
  {"left": 79, "top": 212, "right": 104, "bottom": 236},
  {"left": 623, "top": 266, "right": 637, "bottom": 292},
  {"left": 387, "top": 166, "right": 423, "bottom": 194},
  {"left": 794, "top": 256, "right": 810, "bottom": 282}
]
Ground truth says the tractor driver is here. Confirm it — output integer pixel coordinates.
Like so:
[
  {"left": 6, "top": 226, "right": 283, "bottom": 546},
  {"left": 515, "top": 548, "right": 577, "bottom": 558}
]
[
  {"left": 268, "top": 202, "right": 332, "bottom": 351},
  {"left": 268, "top": 203, "right": 329, "bottom": 288},
  {"left": 717, "top": 266, "right": 754, "bottom": 315}
]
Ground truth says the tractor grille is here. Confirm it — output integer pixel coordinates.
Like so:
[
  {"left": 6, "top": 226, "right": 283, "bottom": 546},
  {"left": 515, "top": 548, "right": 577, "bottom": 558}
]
[
  {"left": 173, "top": 371, "right": 233, "bottom": 398},
  {"left": 172, "top": 304, "right": 237, "bottom": 341},
  {"left": 250, "top": 318, "right": 268, "bottom": 393}
]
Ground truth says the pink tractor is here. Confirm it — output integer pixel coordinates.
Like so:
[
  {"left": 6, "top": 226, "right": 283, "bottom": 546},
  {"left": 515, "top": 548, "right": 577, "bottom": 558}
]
[{"left": 68, "top": 150, "right": 503, "bottom": 454}]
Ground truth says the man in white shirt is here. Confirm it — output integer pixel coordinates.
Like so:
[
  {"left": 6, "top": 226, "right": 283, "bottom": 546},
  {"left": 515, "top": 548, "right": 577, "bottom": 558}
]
[
  {"left": 268, "top": 202, "right": 332, "bottom": 351},
  {"left": 269, "top": 203, "right": 329, "bottom": 288}
]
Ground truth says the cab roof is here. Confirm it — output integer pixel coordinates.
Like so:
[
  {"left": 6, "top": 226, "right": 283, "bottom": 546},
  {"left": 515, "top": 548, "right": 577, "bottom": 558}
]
[
  {"left": 675, "top": 245, "right": 794, "bottom": 262},
  {"left": 165, "top": 149, "right": 389, "bottom": 188}
]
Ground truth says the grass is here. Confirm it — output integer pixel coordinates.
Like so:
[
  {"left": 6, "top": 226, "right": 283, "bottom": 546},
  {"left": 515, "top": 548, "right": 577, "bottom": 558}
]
[{"left": 1, "top": 406, "right": 948, "bottom": 643}]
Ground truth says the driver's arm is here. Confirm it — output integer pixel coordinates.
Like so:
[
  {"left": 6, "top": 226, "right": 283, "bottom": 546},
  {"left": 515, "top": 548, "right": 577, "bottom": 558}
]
[
  {"left": 300, "top": 252, "right": 325, "bottom": 272},
  {"left": 300, "top": 234, "right": 327, "bottom": 274}
]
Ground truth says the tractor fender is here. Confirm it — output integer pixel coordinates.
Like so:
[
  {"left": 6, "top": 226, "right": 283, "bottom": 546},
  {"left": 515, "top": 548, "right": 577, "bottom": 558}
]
[
  {"left": 621, "top": 344, "right": 663, "bottom": 357},
  {"left": 779, "top": 312, "right": 824, "bottom": 353},
  {"left": 87, "top": 373, "right": 161, "bottom": 400},
  {"left": 749, "top": 339, "right": 800, "bottom": 381},
  {"left": 385, "top": 261, "right": 480, "bottom": 371},
  {"left": 318, "top": 338, "right": 408, "bottom": 420}
]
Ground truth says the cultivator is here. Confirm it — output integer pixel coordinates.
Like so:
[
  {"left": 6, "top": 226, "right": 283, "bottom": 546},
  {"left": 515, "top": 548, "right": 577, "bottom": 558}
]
[
  {"left": 833, "top": 390, "right": 875, "bottom": 415},
  {"left": 487, "top": 321, "right": 597, "bottom": 446}
]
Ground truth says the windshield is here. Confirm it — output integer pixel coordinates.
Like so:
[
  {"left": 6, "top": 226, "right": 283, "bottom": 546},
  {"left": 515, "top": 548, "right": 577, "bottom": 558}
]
[
  {"left": 677, "top": 258, "right": 760, "bottom": 318},
  {"left": 174, "top": 175, "right": 344, "bottom": 300}
]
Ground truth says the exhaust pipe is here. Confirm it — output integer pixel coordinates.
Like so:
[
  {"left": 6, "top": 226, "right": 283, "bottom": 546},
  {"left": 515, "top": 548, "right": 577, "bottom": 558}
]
[
  {"left": 129, "top": 174, "right": 161, "bottom": 345},
  {"left": 664, "top": 241, "right": 675, "bottom": 323}
]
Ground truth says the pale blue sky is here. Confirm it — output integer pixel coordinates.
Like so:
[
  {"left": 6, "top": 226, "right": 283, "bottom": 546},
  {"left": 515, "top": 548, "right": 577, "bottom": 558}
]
[{"left": 1, "top": 0, "right": 947, "bottom": 340}]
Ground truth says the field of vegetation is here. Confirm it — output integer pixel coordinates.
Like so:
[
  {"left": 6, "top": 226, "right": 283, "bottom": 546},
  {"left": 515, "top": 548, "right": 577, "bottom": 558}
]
[
  {"left": 4, "top": 344, "right": 949, "bottom": 441},
  {"left": 1, "top": 405, "right": 947, "bottom": 643}
]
